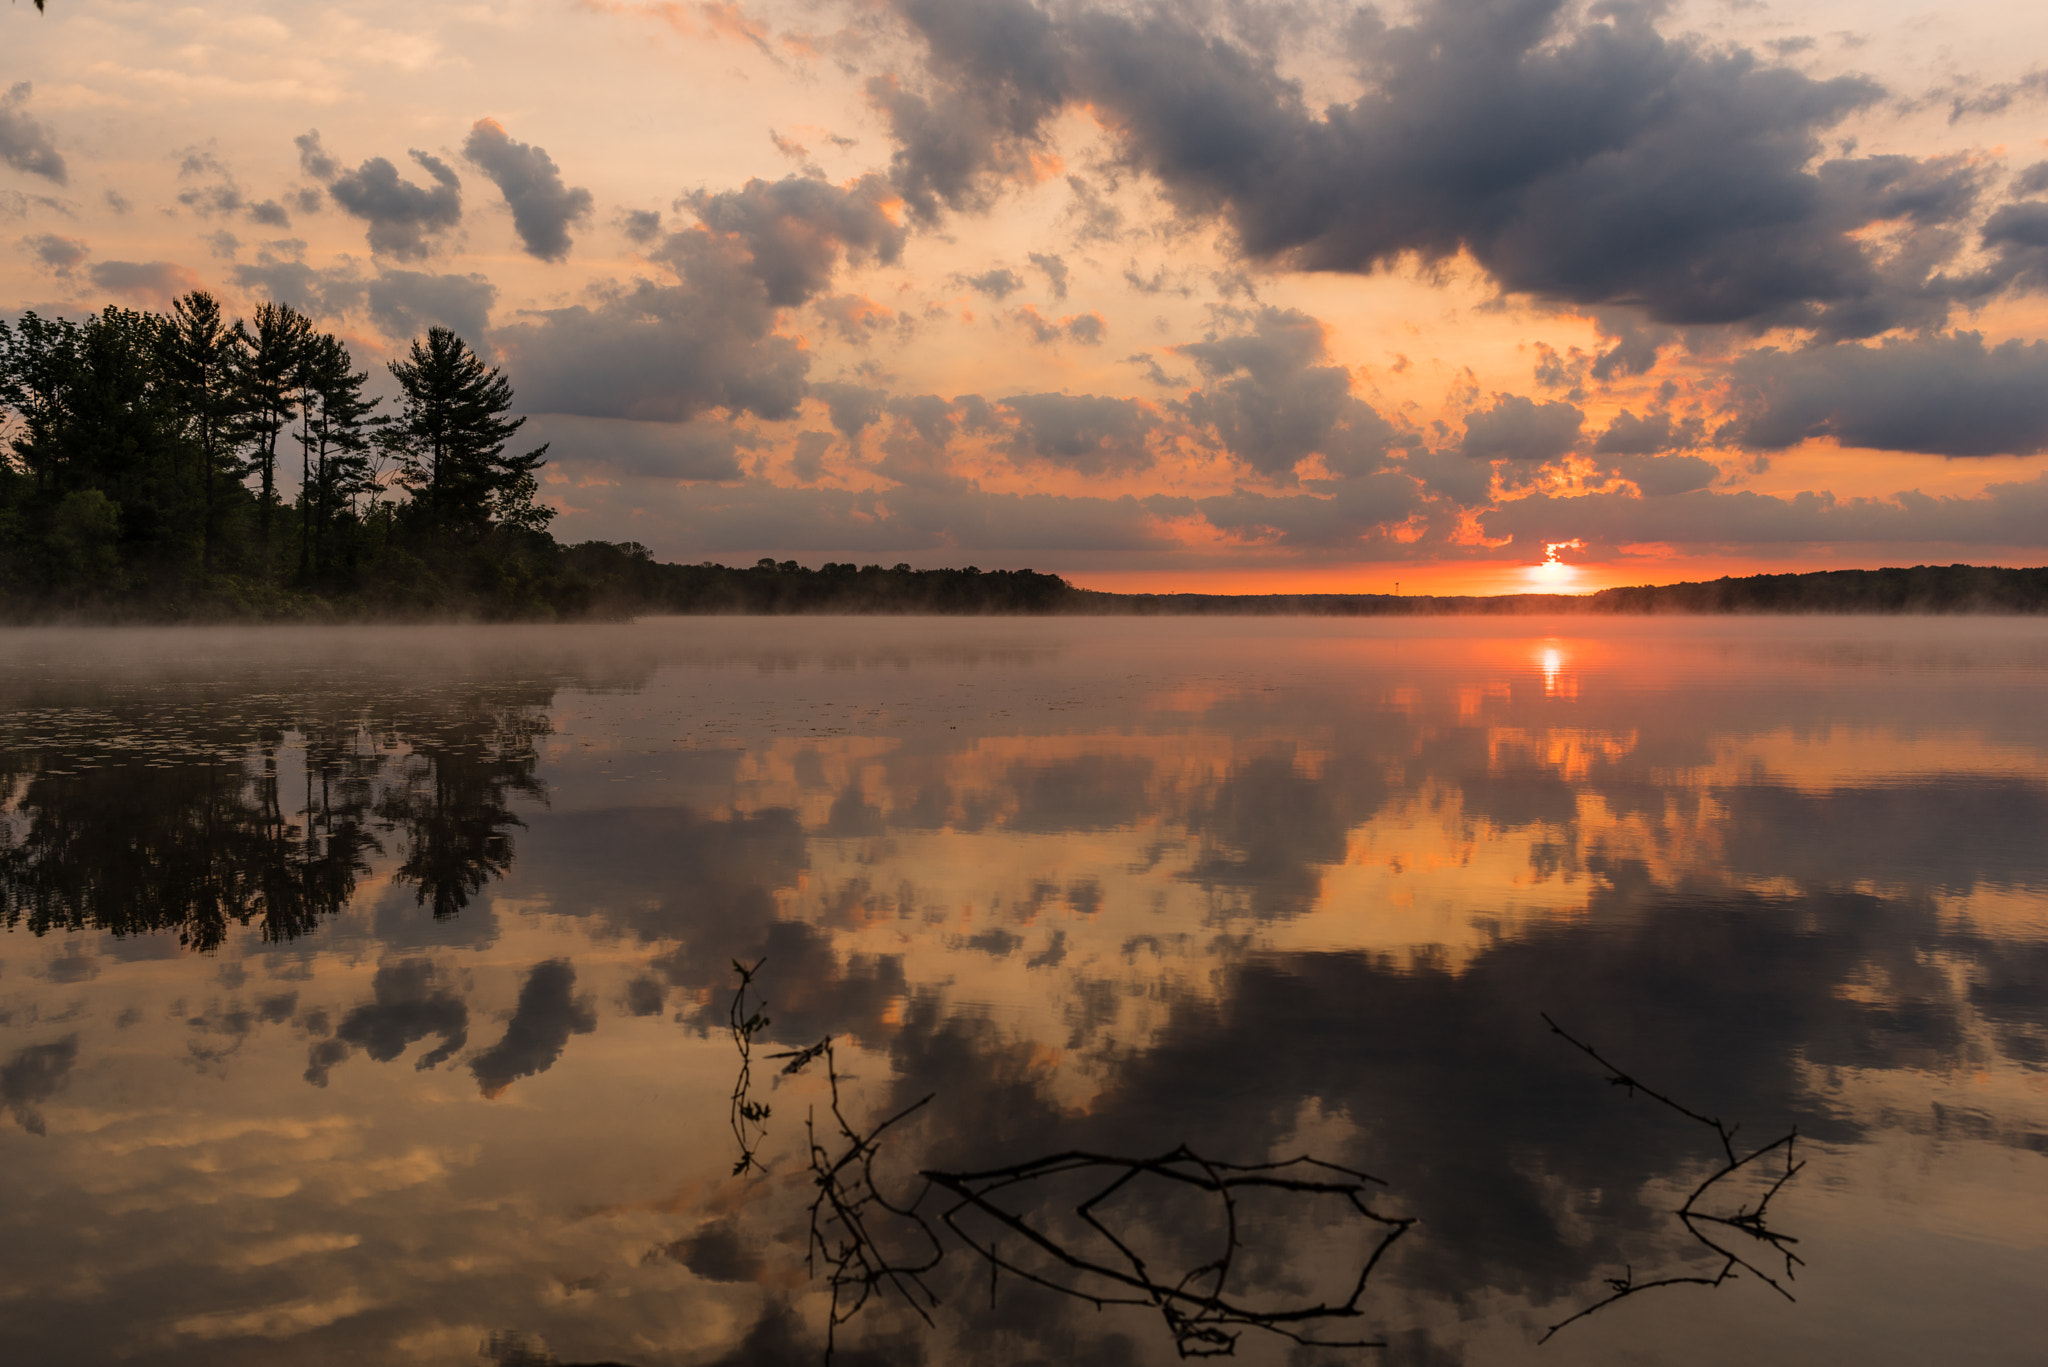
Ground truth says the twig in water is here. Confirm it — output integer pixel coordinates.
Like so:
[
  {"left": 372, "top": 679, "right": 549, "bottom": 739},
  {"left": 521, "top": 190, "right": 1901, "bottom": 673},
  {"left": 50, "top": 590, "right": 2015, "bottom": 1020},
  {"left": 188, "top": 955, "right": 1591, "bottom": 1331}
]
[
  {"left": 923, "top": 1147, "right": 1414, "bottom": 1358},
  {"left": 776, "top": 1038, "right": 942, "bottom": 1363},
  {"left": 727, "top": 958, "right": 773, "bottom": 1176},
  {"left": 1538, "top": 1013, "right": 1805, "bottom": 1344}
]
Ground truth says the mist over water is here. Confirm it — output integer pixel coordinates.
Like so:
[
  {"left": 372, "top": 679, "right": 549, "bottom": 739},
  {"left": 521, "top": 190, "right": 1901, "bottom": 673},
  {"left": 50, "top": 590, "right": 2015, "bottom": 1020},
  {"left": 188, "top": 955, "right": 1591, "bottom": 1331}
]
[{"left": 2, "top": 617, "right": 2045, "bottom": 1366}]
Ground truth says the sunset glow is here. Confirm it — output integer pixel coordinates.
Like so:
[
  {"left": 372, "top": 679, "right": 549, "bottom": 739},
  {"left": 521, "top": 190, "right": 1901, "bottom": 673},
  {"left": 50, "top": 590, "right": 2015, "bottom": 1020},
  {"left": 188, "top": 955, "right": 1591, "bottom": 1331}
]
[{"left": 6, "top": 0, "right": 2048, "bottom": 589}]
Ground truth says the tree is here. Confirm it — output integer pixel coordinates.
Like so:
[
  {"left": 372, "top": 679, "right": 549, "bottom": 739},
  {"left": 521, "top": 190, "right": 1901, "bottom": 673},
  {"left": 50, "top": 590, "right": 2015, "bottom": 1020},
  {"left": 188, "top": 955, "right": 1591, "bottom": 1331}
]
[
  {"left": 383, "top": 327, "right": 552, "bottom": 536},
  {"left": 292, "top": 331, "right": 383, "bottom": 581},
  {"left": 233, "top": 301, "right": 311, "bottom": 565},
  {"left": 167, "top": 291, "right": 246, "bottom": 574}
]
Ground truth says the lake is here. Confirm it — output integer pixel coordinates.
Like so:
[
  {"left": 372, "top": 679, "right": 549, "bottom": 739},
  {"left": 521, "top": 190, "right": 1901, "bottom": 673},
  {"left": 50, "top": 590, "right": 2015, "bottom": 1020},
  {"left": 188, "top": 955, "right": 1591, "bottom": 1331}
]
[{"left": 1, "top": 616, "right": 2044, "bottom": 1366}]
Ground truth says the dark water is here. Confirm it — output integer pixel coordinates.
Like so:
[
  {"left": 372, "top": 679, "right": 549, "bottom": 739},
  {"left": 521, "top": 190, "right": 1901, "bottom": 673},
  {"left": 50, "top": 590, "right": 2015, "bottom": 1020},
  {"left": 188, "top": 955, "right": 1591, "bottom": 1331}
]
[{"left": 1, "top": 617, "right": 2044, "bottom": 1367}]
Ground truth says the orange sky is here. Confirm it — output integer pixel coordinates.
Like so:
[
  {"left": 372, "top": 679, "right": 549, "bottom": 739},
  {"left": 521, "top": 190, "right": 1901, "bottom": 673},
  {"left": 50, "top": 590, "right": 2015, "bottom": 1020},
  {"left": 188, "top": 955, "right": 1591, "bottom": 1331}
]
[{"left": 7, "top": 0, "right": 2048, "bottom": 591}]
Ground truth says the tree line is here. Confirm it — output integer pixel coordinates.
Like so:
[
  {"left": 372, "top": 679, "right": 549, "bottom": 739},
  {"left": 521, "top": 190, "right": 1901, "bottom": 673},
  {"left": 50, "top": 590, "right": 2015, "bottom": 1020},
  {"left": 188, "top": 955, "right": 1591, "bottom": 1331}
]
[{"left": 1, "top": 294, "right": 563, "bottom": 618}]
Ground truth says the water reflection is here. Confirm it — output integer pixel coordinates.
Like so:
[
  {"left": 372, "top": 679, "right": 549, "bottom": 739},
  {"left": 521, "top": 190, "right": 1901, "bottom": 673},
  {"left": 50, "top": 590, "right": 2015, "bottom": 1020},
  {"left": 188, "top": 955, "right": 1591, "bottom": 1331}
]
[
  {"left": 0, "top": 682, "right": 556, "bottom": 946},
  {"left": 0, "top": 618, "right": 2044, "bottom": 1366}
]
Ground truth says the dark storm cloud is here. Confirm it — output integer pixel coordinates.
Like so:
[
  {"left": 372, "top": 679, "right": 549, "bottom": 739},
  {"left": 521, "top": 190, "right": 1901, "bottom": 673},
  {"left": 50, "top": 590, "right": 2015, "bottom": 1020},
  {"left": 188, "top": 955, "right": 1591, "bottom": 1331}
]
[
  {"left": 21, "top": 231, "right": 87, "bottom": 278},
  {"left": 326, "top": 147, "right": 464, "bottom": 260},
  {"left": 986, "top": 392, "right": 1153, "bottom": 475},
  {"left": 0, "top": 83, "right": 66, "bottom": 185},
  {"left": 496, "top": 229, "right": 808, "bottom": 422},
  {"left": 461, "top": 119, "right": 594, "bottom": 263},
  {"left": 1177, "top": 307, "right": 1400, "bottom": 480},
  {"left": 685, "top": 173, "right": 907, "bottom": 307},
  {"left": 1, "top": 1035, "right": 77, "bottom": 1136},
  {"left": 1460, "top": 393, "right": 1583, "bottom": 463},
  {"left": 367, "top": 268, "right": 496, "bottom": 345},
  {"left": 304, "top": 959, "right": 469, "bottom": 1087},
  {"left": 469, "top": 959, "right": 597, "bottom": 1097},
  {"left": 875, "top": 0, "right": 1995, "bottom": 335},
  {"left": 1727, "top": 333, "right": 2048, "bottom": 456}
]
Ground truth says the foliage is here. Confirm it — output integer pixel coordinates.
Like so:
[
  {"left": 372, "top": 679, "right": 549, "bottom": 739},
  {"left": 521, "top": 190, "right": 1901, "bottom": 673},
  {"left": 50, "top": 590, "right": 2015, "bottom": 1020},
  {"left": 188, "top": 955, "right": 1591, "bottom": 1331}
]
[{"left": 0, "top": 295, "right": 589, "bottom": 621}]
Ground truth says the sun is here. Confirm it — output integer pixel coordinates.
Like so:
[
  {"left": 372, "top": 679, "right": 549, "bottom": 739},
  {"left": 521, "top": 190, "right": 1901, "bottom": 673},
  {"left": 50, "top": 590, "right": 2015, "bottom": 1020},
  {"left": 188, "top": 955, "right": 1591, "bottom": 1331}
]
[{"left": 1525, "top": 540, "right": 1586, "bottom": 590}]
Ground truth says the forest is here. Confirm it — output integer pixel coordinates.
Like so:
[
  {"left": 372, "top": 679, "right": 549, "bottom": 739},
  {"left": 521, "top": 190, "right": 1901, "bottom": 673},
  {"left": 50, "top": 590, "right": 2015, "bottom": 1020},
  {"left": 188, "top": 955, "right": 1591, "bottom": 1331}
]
[{"left": 0, "top": 294, "right": 576, "bottom": 620}]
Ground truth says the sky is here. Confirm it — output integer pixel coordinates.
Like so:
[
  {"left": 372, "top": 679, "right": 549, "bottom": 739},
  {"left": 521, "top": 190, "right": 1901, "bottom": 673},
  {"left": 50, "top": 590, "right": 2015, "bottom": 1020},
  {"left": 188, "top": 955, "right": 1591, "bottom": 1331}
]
[{"left": 6, "top": 0, "right": 2048, "bottom": 595}]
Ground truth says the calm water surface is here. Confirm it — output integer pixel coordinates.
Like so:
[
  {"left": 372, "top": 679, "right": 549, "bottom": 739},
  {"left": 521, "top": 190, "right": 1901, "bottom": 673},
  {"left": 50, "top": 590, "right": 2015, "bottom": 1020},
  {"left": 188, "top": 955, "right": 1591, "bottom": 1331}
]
[{"left": 1, "top": 616, "right": 2044, "bottom": 1366}]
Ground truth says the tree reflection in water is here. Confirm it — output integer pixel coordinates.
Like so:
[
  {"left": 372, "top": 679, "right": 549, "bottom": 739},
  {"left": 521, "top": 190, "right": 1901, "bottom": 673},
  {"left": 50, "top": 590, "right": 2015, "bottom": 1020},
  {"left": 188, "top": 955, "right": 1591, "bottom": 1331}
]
[{"left": 0, "top": 684, "right": 551, "bottom": 948}]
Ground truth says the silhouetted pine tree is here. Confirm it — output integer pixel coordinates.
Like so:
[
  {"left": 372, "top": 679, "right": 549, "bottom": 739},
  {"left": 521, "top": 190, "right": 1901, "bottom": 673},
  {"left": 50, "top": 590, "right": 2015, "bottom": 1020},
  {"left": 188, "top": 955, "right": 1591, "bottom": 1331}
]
[{"left": 383, "top": 327, "right": 552, "bottom": 536}]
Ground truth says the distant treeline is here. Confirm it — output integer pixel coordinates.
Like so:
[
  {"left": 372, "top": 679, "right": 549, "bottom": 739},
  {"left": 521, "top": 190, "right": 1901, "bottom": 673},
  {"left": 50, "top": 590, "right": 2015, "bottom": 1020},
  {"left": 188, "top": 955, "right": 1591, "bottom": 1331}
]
[
  {"left": 562, "top": 548, "right": 1075, "bottom": 616},
  {"left": 561, "top": 553, "right": 2048, "bottom": 617},
  {"left": 1083, "top": 564, "right": 2048, "bottom": 616}
]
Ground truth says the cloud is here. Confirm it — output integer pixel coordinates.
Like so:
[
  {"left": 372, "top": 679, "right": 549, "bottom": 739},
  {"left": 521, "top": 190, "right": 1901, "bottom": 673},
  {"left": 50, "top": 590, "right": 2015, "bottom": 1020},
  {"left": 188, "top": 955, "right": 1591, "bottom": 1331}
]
[
  {"left": 85, "top": 259, "right": 204, "bottom": 309},
  {"left": 327, "top": 148, "right": 464, "bottom": 260},
  {"left": 304, "top": 960, "right": 469, "bottom": 1087},
  {"left": 1593, "top": 409, "right": 1696, "bottom": 456},
  {"left": 1192, "top": 470, "right": 1424, "bottom": 548},
  {"left": 1008, "top": 305, "right": 1104, "bottom": 346},
  {"left": 1027, "top": 251, "right": 1069, "bottom": 299},
  {"left": 991, "top": 392, "right": 1154, "bottom": 475},
  {"left": 1479, "top": 469, "right": 2048, "bottom": 552},
  {"left": 0, "top": 83, "right": 66, "bottom": 185},
  {"left": 524, "top": 414, "right": 747, "bottom": 480},
  {"left": 174, "top": 147, "right": 291, "bottom": 227},
  {"left": 232, "top": 248, "right": 363, "bottom": 319},
  {"left": 469, "top": 959, "right": 597, "bottom": 1098},
  {"left": 1178, "top": 307, "right": 1400, "bottom": 480},
  {"left": 2013, "top": 161, "right": 2048, "bottom": 196},
  {"left": 1727, "top": 333, "right": 2048, "bottom": 456},
  {"left": 619, "top": 207, "right": 664, "bottom": 242},
  {"left": 877, "top": 0, "right": 1994, "bottom": 336},
  {"left": 1460, "top": 393, "right": 1584, "bottom": 463},
  {"left": 811, "top": 292, "right": 902, "bottom": 345},
  {"left": 295, "top": 130, "right": 341, "bottom": 182},
  {"left": 1, "top": 1036, "right": 78, "bottom": 1136},
  {"left": 1610, "top": 452, "right": 1718, "bottom": 497},
  {"left": 496, "top": 228, "right": 808, "bottom": 423},
  {"left": 462, "top": 119, "right": 594, "bottom": 262},
  {"left": 1982, "top": 200, "right": 2048, "bottom": 294},
  {"left": 554, "top": 474, "right": 1168, "bottom": 556},
  {"left": 20, "top": 232, "right": 87, "bottom": 278},
  {"left": 685, "top": 173, "right": 907, "bottom": 307},
  {"left": 812, "top": 380, "right": 888, "bottom": 438},
  {"left": 367, "top": 268, "right": 497, "bottom": 345},
  {"left": 954, "top": 266, "right": 1022, "bottom": 299}
]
